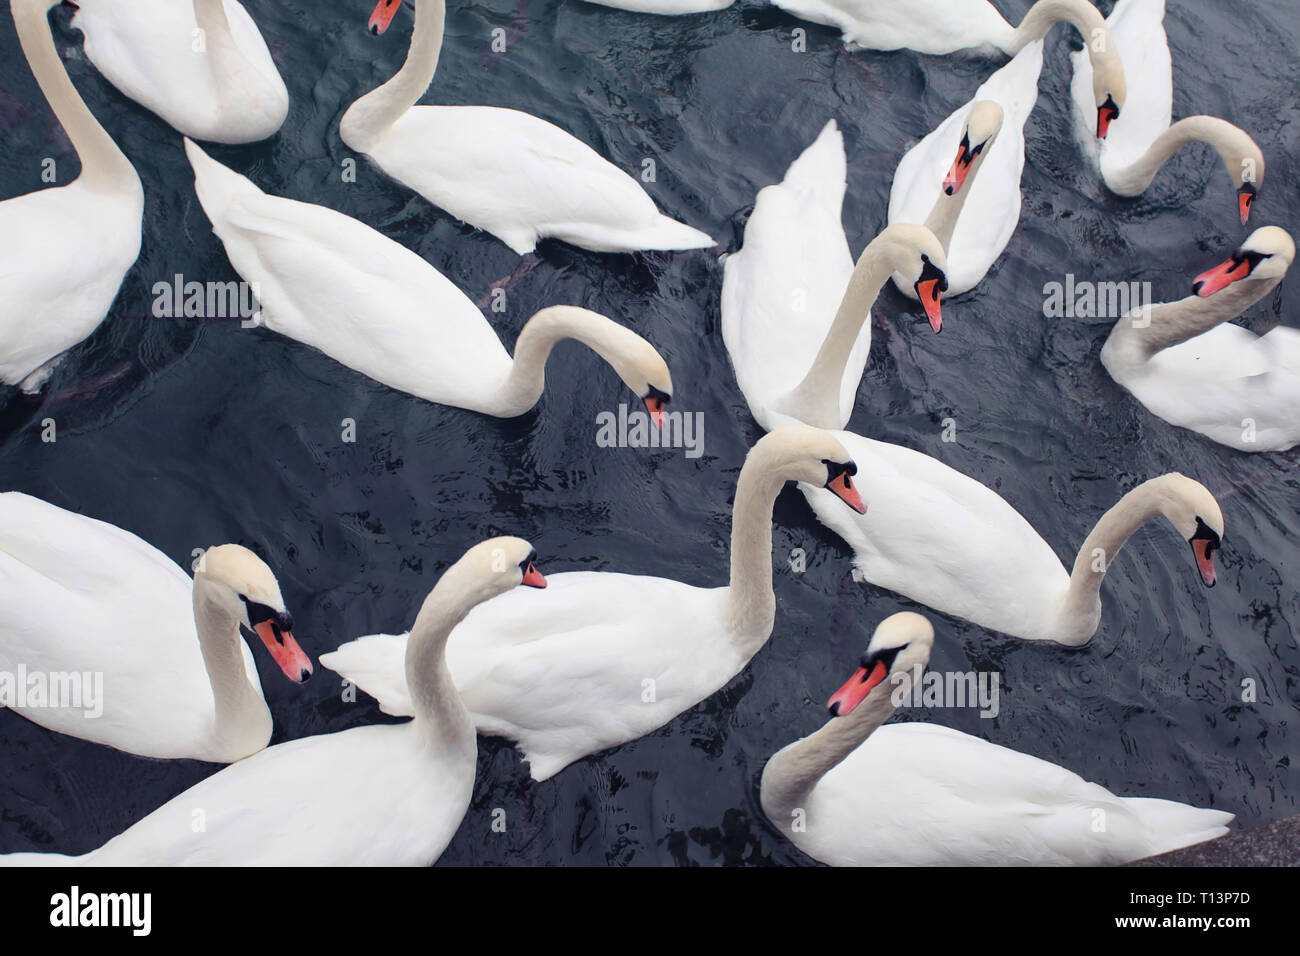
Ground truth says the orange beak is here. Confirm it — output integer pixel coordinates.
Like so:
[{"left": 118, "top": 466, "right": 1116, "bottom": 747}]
[
  {"left": 369, "top": 0, "right": 401, "bottom": 34},
  {"left": 826, "top": 469, "right": 866, "bottom": 515},
  {"left": 827, "top": 659, "right": 888, "bottom": 717},
  {"left": 916, "top": 279, "right": 943, "bottom": 332},
  {"left": 1190, "top": 539, "right": 1217, "bottom": 588},
  {"left": 1237, "top": 184, "right": 1256, "bottom": 225},
  {"left": 1097, "top": 96, "right": 1120, "bottom": 139},
  {"left": 942, "top": 151, "right": 971, "bottom": 196},
  {"left": 943, "top": 136, "right": 982, "bottom": 196},
  {"left": 252, "top": 619, "right": 313, "bottom": 683},
  {"left": 1193, "top": 256, "right": 1251, "bottom": 297},
  {"left": 521, "top": 561, "right": 547, "bottom": 588},
  {"left": 643, "top": 395, "right": 665, "bottom": 430}
]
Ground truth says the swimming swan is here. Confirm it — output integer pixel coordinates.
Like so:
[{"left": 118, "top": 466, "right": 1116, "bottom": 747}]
[
  {"left": 184, "top": 139, "right": 674, "bottom": 420},
  {"left": 339, "top": 0, "right": 713, "bottom": 255},
  {"left": 321, "top": 425, "right": 869, "bottom": 781},
  {"left": 0, "top": 0, "right": 143, "bottom": 392},
  {"left": 1101, "top": 226, "right": 1297, "bottom": 451},
  {"left": 0, "top": 493, "right": 310, "bottom": 762},
  {"left": 761, "top": 612, "right": 1234, "bottom": 865}
]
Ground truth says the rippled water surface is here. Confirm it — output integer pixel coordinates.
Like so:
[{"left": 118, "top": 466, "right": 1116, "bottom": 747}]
[{"left": 0, "top": 0, "right": 1297, "bottom": 865}]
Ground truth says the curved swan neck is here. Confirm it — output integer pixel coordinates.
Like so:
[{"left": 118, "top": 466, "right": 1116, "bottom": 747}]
[
  {"left": 724, "top": 452, "right": 788, "bottom": 649},
  {"left": 340, "top": 0, "right": 445, "bottom": 147},
  {"left": 13, "top": 0, "right": 137, "bottom": 191},
  {"left": 192, "top": 574, "right": 271, "bottom": 749},
  {"left": 762, "top": 677, "right": 907, "bottom": 821},
  {"left": 492, "top": 306, "right": 631, "bottom": 417},
  {"left": 1004, "top": 0, "right": 1107, "bottom": 54},
  {"left": 1058, "top": 479, "right": 1175, "bottom": 642},
  {"left": 783, "top": 236, "right": 898, "bottom": 429},
  {"left": 404, "top": 583, "right": 475, "bottom": 756},
  {"left": 1104, "top": 117, "right": 1257, "bottom": 196},
  {"left": 1108, "top": 275, "right": 1281, "bottom": 360}
]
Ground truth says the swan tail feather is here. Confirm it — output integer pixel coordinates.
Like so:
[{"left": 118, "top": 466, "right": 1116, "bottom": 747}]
[
  {"left": 184, "top": 138, "right": 266, "bottom": 225},
  {"left": 1125, "top": 797, "right": 1234, "bottom": 857},
  {"left": 779, "top": 119, "right": 846, "bottom": 204},
  {"left": 545, "top": 215, "right": 713, "bottom": 254},
  {"left": 318, "top": 633, "right": 415, "bottom": 718}
]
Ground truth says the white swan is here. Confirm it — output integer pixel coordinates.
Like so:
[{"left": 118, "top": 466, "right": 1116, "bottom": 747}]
[
  {"left": 1, "top": 538, "right": 544, "bottom": 866},
  {"left": 804, "top": 466, "right": 1223, "bottom": 644},
  {"left": 0, "top": 493, "right": 311, "bottom": 763},
  {"left": 1069, "top": 0, "right": 1264, "bottom": 222},
  {"left": 70, "top": 0, "right": 288, "bottom": 144},
  {"left": 721, "top": 129, "right": 950, "bottom": 431},
  {"left": 761, "top": 612, "right": 1234, "bottom": 865},
  {"left": 769, "top": 0, "right": 1127, "bottom": 73},
  {"left": 887, "top": 79, "right": 1024, "bottom": 299},
  {"left": 184, "top": 140, "right": 673, "bottom": 420},
  {"left": 338, "top": 0, "right": 713, "bottom": 255},
  {"left": 0, "top": 0, "right": 142, "bottom": 392},
  {"left": 321, "top": 425, "right": 869, "bottom": 782},
  {"left": 886, "top": 8, "right": 1127, "bottom": 299},
  {"left": 1102, "top": 226, "right": 1298, "bottom": 452}
]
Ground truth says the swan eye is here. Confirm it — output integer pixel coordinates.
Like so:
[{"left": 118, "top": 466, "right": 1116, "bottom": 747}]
[
  {"left": 1189, "top": 517, "right": 1221, "bottom": 552},
  {"left": 859, "top": 644, "right": 907, "bottom": 672},
  {"left": 241, "top": 597, "right": 289, "bottom": 644}
]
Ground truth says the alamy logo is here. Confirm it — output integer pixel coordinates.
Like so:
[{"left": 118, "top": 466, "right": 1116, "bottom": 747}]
[
  {"left": 0, "top": 665, "right": 103, "bottom": 718},
  {"left": 1042, "top": 274, "right": 1153, "bottom": 323},
  {"left": 595, "top": 404, "right": 704, "bottom": 459},
  {"left": 50, "top": 886, "right": 151, "bottom": 936},
  {"left": 152, "top": 274, "right": 262, "bottom": 324},
  {"left": 890, "top": 664, "right": 1000, "bottom": 718}
]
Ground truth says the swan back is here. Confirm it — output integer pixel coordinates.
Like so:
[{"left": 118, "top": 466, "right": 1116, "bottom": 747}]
[{"left": 721, "top": 119, "right": 858, "bottom": 430}]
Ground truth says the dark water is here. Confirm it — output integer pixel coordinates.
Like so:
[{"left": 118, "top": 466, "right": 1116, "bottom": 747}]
[{"left": 0, "top": 0, "right": 1296, "bottom": 865}]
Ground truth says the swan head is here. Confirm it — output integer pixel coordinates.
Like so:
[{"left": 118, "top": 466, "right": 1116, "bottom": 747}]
[
  {"left": 942, "top": 101, "right": 1003, "bottom": 197},
  {"left": 755, "top": 424, "right": 866, "bottom": 514},
  {"left": 367, "top": 0, "right": 402, "bottom": 35},
  {"left": 1089, "top": 44, "right": 1127, "bottom": 139},
  {"left": 616, "top": 338, "right": 674, "bottom": 430},
  {"left": 1192, "top": 226, "right": 1294, "bottom": 297},
  {"left": 196, "top": 545, "right": 313, "bottom": 683},
  {"left": 1227, "top": 138, "right": 1266, "bottom": 225},
  {"left": 827, "top": 612, "right": 935, "bottom": 717},
  {"left": 1150, "top": 475, "right": 1224, "bottom": 589},
  {"left": 443, "top": 538, "right": 547, "bottom": 608},
  {"left": 873, "top": 224, "right": 949, "bottom": 332}
]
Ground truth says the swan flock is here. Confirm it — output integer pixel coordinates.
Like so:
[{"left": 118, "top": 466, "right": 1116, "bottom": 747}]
[{"left": 0, "top": 0, "right": 1290, "bottom": 869}]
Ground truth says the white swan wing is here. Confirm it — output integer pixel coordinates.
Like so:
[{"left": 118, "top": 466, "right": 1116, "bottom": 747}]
[
  {"left": 0, "top": 182, "right": 141, "bottom": 386},
  {"left": 796, "top": 722, "right": 1231, "bottom": 865},
  {"left": 802, "top": 431, "right": 1071, "bottom": 639},
  {"left": 0, "top": 493, "right": 253, "bottom": 758},
  {"left": 73, "top": 0, "right": 287, "bottom": 143},
  {"left": 320, "top": 633, "right": 415, "bottom": 717},
  {"left": 184, "top": 140, "right": 513, "bottom": 408},
  {"left": 1118, "top": 323, "right": 1300, "bottom": 451},
  {"left": 82, "top": 723, "right": 469, "bottom": 866},
  {"left": 767, "top": 0, "right": 1013, "bottom": 54},
  {"left": 366, "top": 106, "right": 713, "bottom": 255},
  {"left": 577, "top": 0, "right": 733, "bottom": 12},
  {"left": 720, "top": 120, "right": 859, "bottom": 430},
  {"left": 889, "top": 42, "right": 1041, "bottom": 298},
  {"left": 326, "top": 572, "right": 734, "bottom": 781},
  {"left": 1069, "top": 0, "right": 1172, "bottom": 182}
]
